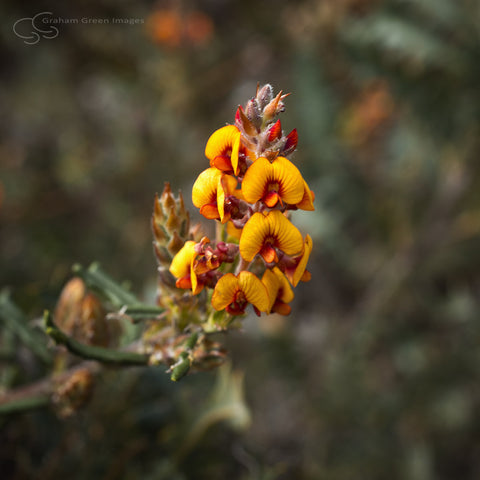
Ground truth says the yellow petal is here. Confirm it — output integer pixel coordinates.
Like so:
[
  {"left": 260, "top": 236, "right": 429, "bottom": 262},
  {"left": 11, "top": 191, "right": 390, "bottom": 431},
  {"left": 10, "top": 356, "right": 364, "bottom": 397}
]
[
  {"left": 238, "top": 271, "right": 270, "bottom": 313},
  {"left": 261, "top": 268, "right": 281, "bottom": 313},
  {"left": 205, "top": 125, "right": 240, "bottom": 162},
  {"left": 226, "top": 221, "right": 242, "bottom": 240},
  {"left": 231, "top": 131, "right": 242, "bottom": 175},
  {"left": 241, "top": 157, "right": 270, "bottom": 204},
  {"left": 192, "top": 167, "right": 222, "bottom": 209},
  {"left": 211, "top": 273, "right": 238, "bottom": 311},
  {"left": 169, "top": 241, "right": 196, "bottom": 279},
  {"left": 267, "top": 210, "right": 304, "bottom": 257},
  {"left": 242, "top": 157, "right": 304, "bottom": 206},
  {"left": 272, "top": 267, "right": 294, "bottom": 303},
  {"left": 239, "top": 211, "right": 304, "bottom": 261},
  {"left": 217, "top": 174, "right": 238, "bottom": 223},
  {"left": 292, "top": 234, "right": 313, "bottom": 287}
]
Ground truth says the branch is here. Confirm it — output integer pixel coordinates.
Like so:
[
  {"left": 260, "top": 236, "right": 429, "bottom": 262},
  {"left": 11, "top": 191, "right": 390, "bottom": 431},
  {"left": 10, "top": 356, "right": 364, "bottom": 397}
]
[{"left": 43, "top": 311, "right": 150, "bottom": 366}]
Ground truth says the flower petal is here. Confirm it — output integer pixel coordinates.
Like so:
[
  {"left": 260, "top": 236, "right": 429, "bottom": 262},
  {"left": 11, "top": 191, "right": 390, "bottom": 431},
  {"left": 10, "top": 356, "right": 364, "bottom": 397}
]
[
  {"left": 292, "top": 234, "right": 313, "bottom": 287},
  {"left": 169, "top": 241, "right": 196, "bottom": 279},
  {"left": 239, "top": 211, "right": 304, "bottom": 261},
  {"left": 231, "top": 132, "right": 241, "bottom": 175},
  {"left": 262, "top": 268, "right": 281, "bottom": 313},
  {"left": 241, "top": 157, "right": 271, "bottom": 204},
  {"left": 217, "top": 174, "right": 238, "bottom": 223},
  {"left": 239, "top": 212, "right": 269, "bottom": 261},
  {"left": 272, "top": 267, "right": 294, "bottom": 303},
  {"left": 205, "top": 125, "right": 240, "bottom": 162},
  {"left": 296, "top": 180, "right": 315, "bottom": 211},
  {"left": 238, "top": 271, "right": 270, "bottom": 313},
  {"left": 211, "top": 273, "right": 238, "bottom": 311},
  {"left": 267, "top": 210, "right": 304, "bottom": 257},
  {"left": 226, "top": 221, "right": 242, "bottom": 240},
  {"left": 192, "top": 167, "right": 222, "bottom": 208},
  {"left": 242, "top": 157, "right": 304, "bottom": 206}
]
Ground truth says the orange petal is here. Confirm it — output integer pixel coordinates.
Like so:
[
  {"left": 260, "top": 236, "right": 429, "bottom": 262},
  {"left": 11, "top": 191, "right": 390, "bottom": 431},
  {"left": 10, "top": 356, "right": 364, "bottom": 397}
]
[
  {"left": 301, "top": 270, "right": 311, "bottom": 282},
  {"left": 237, "top": 271, "right": 270, "bottom": 313},
  {"left": 192, "top": 167, "right": 222, "bottom": 209},
  {"left": 200, "top": 204, "right": 220, "bottom": 220},
  {"left": 260, "top": 244, "right": 278, "bottom": 263},
  {"left": 211, "top": 273, "right": 238, "bottom": 311},
  {"left": 264, "top": 191, "right": 280, "bottom": 208},
  {"left": 242, "top": 157, "right": 304, "bottom": 206},
  {"left": 169, "top": 241, "right": 196, "bottom": 279},
  {"left": 272, "top": 301, "right": 291, "bottom": 316},
  {"left": 212, "top": 155, "right": 233, "bottom": 172},
  {"left": 176, "top": 276, "right": 192, "bottom": 290},
  {"left": 239, "top": 211, "right": 304, "bottom": 261},
  {"left": 205, "top": 125, "right": 240, "bottom": 162}
]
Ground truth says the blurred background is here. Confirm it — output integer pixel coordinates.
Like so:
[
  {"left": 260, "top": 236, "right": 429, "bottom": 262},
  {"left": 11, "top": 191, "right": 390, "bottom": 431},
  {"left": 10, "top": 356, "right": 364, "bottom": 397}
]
[{"left": 1, "top": 0, "right": 480, "bottom": 478}]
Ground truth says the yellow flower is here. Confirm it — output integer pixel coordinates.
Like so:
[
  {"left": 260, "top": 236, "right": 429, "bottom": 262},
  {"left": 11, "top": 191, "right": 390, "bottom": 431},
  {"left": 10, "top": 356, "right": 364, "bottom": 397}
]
[
  {"left": 211, "top": 271, "right": 270, "bottom": 315},
  {"left": 262, "top": 267, "right": 294, "bottom": 315},
  {"left": 205, "top": 125, "right": 242, "bottom": 175},
  {"left": 192, "top": 167, "right": 222, "bottom": 220},
  {"left": 192, "top": 167, "right": 240, "bottom": 222},
  {"left": 217, "top": 174, "right": 242, "bottom": 223},
  {"left": 242, "top": 156, "right": 304, "bottom": 208},
  {"left": 239, "top": 210, "right": 304, "bottom": 263},
  {"left": 283, "top": 234, "right": 313, "bottom": 287},
  {"left": 169, "top": 241, "right": 200, "bottom": 291}
]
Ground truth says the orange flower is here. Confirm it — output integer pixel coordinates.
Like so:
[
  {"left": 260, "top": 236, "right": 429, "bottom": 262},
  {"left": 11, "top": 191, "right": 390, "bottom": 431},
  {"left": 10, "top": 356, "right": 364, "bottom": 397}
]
[
  {"left": 262, "top": 267, "right": 294, "bottom": 315},
  {"left": 239, "top": 210, "right": 304, "bottom": 263},
  {"left": 283, "top": 234, "right": 313, "bottom": 287},
  {"left": 205, "top": 125, "right": 242, "bottom": 175},
  {"left": 242, "top": 156, "right": 304, "bottom": 208},
  {"left": 211, "top": 271, "right": 270, "bottom": 315}
]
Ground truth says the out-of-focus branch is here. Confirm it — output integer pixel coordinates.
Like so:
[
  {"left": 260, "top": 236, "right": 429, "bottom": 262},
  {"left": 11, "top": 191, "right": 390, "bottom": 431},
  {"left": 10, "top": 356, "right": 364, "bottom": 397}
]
[
  {"left": 0, "top": 289, "right": 51, "bottom": 364},
  {"left": 72, "top": 263, "right": 166, "bottom": 320}
]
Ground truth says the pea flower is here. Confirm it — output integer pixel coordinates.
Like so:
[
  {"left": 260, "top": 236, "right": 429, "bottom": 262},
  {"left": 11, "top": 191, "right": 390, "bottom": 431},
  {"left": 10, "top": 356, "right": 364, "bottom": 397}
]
[{"left": 170, "top": 83, "right": 315, "bottom": 323}]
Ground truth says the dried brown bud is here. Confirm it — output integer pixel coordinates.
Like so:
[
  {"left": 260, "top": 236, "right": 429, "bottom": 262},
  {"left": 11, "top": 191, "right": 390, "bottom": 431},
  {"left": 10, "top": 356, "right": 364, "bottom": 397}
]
[
  {"left": 52, "top": 368, "right": 94, "bottom": 418},
  {"left": 55, "top": 278, "right": 116, "bottom": 347}
]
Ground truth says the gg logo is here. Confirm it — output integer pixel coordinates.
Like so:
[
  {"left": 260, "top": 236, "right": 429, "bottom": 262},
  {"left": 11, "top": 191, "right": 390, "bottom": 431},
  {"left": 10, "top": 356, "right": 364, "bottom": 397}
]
[{"left": 13, "top": 12, "right": 59, "bottom": 45}]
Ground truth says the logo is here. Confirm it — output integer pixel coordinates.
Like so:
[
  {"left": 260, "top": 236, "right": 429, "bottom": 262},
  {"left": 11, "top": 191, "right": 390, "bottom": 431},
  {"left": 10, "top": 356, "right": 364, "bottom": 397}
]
[{"left": 13, "top": 12, "right": 59, "bottom": 45}]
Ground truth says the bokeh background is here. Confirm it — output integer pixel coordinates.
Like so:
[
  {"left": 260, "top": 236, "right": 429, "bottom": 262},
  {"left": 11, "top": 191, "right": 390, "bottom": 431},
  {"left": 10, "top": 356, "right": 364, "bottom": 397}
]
[{"left": 2, "top": 0, "right": 480, "bottom": 479}]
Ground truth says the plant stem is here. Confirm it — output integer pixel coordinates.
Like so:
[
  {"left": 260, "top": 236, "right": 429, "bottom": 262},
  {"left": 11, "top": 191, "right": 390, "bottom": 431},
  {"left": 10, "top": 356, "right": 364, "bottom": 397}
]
[{"left": 43, "top": 311, "right": 149, "bottom": 366}]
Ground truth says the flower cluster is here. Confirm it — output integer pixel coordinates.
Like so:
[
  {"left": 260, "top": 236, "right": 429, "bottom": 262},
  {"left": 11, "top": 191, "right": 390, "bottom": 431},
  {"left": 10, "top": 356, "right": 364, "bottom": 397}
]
[{"left": 170, "top": 84, "right": 314, "bottom": 319}]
